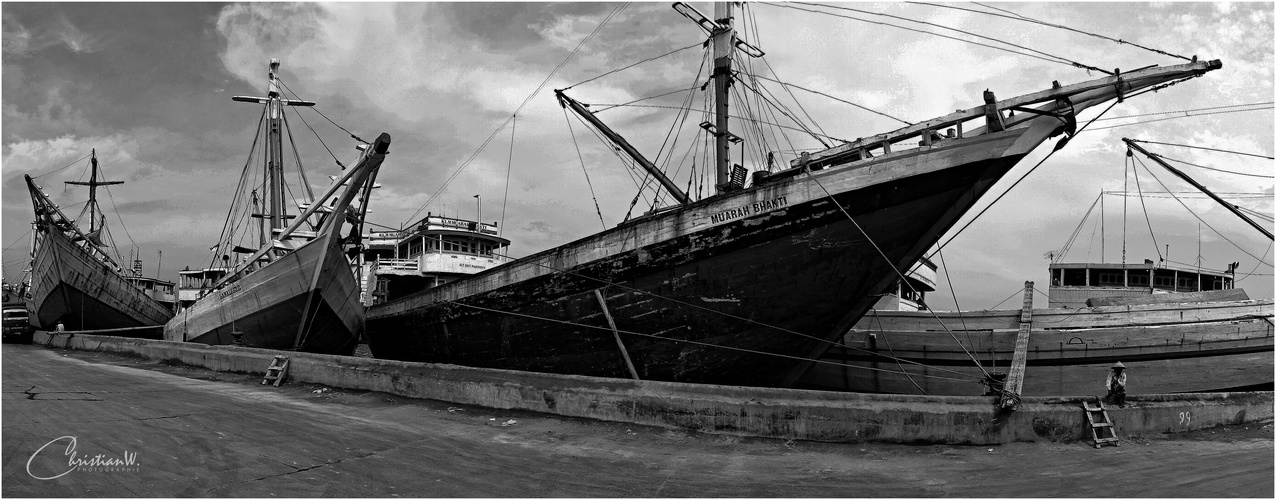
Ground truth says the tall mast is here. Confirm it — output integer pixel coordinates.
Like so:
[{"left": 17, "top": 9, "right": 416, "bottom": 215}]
[
  {"left": 711, "top": 2, "right": 735, "bottom": 194},
  {"left": 675, "top": 2, "right": 762, "bottom": 194},
  {"left": 232, "top": 59, "right": 315, "bottom": 235},
  {"left": 65, "top": 149, "right": 123, "bottom": 233}
]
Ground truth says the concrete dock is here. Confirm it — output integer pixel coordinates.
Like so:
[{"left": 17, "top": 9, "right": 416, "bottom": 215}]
[{"left": 4, "top": 341, "right": 1273, "bottom": 497}]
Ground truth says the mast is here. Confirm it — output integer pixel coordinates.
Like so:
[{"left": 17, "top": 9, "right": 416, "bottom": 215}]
[
  {"left": 1123, "top": 138, "right": 1274, "bottom": 241},
  {"left": 232, "top": 59, "right": 315, "bottom": 237},
  {"left": 64, "top": 149, "right": 123, "bottom": 234},
  {"left": 711, "top": 1, "right": 734, "bottom": 194}
]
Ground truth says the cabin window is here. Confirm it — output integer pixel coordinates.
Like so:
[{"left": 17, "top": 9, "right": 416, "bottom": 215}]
[
  {"left": 1062, "top": 269, "right": 1087, "bottom": 286},
  {"left": 1129, "top": 273, "right": 1149, "bottom": 286},
  {"left": 443, "top": 240, "right": 455, "bottom": 252},
  {"left": 1095, "top": 271, "right": 1122, "bottom": 285}
]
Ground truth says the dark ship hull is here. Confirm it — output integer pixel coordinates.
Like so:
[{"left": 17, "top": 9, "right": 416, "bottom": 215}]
[
  {"left": 366, "top": 60, "right": 1221, "bottom": 387},
  {"left": 368, "top": 149, "right": 1028, "bottom": 386},
  {"left": 29, "top": 224, "right": 173, "bottom": 335},
  {"left": 164, "top": 225, "right": 362, "bottom": 356}
]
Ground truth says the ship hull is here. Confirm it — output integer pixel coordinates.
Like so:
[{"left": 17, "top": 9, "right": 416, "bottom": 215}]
[
  {"left": 798, "top": 299, "right": 1275, "bottom": 395},
  {"left": 164, "top": 235, "right": 361, "bottom": 355},
  {"left": 368, "top": 128, "right": 1037, "bottom": 386},
  {"left": 28, "top": 226, "right": 173, "bottom": 335}
]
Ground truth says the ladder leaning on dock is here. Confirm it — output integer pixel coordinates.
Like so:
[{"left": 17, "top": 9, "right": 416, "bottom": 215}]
[
  {"left": 1083, "top": 400, "right": 1120, "bottom": 448},
  {"left": 262, "top": 356, "right": 290, "bottom": 387}
]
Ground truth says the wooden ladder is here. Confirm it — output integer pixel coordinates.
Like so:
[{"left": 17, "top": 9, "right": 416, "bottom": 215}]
[
  {"left": 262, "top": 356, "right": 290, "bottom": 387},
  {"left": 1083, "top": 401, "right": 1120, "bottom": 448}
]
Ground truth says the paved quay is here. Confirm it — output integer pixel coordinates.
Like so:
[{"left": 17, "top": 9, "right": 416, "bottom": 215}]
[{"left": 3, "top": 343, "right": 1272, "bottom": 497}]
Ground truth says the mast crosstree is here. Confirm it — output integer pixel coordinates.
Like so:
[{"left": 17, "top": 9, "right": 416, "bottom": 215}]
[
  {"left": 64, "top": 149, "right": 123, "bottom": 235},
  {"left": 231, "top": 59, "right": 316, "bottom": 235}
]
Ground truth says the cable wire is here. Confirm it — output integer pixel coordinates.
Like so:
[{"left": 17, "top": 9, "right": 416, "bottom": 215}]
[{"left": 910, "top": 1, "right": 1193, "bottom": 61}]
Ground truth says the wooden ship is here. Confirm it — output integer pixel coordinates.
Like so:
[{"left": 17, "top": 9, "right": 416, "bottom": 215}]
[
  {"left": 803, "top": 158, "right": 1273, "bottom": 397},
  {"left": 799, "top": 263, "right": 1273, "bottom": 395},
  {"left": 365, "top": 3, "right": 1223, "bottom": 387},
  {"left": 23, "top": 151, "right": 175, "bottom": 335},
  {"left": 163, "top": 59, "right": 391, "bottom": 355}
]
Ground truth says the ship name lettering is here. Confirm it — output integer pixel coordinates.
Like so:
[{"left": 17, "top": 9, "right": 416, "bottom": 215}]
[
  {"left": 216, "top": 283, "right": 241, "bottom": 300},
  {"left": 709, "top": 196, "right": 788, "bottom": 225}
]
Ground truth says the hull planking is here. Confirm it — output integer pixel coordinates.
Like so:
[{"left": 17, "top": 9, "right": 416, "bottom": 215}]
[
  {"left": 800, "top": 299, "right": 1275, "bottom": 395},
  {"left": 164, "top": 235, "right": 361, "bottom": 355},
  {"left": 29, "top": 226, "right": 173, "bottom": 334},
  {"left": 368, "top": 133, "right": 1035, "bottom": 386}
]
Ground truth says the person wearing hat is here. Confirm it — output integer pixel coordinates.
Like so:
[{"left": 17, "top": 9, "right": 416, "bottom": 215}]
[{"left": 1105, "top": 361, "right": 1127, "bottom": 406}]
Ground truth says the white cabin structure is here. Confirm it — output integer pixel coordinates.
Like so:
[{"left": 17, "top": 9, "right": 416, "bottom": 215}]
[{"left": 361, "top": 215, "right": 511, "bottom": 305}]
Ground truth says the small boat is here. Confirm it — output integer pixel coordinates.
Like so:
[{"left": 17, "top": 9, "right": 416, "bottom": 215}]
[
  {"left": 163, "top": 59, "right": 390, "bottom": 355},
  {"left": 366, "top": 4, "right": 1223, "bottom": 387},
  {"left": 23, "top": 152, "right": 175, "bottom": 334}
]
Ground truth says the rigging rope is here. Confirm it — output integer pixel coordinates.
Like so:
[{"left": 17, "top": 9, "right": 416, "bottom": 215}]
[
  {"left": 405, "top": 3, "right": 628, "bottom": 225},
  {"left": 761, "top": 2, "right": 1105, "bottom": 74},
  {"left": 1236, "top": 241, "right": 1275, "bottom": 282},
  {"left": 912, "top": 1, "right": 1194, "bottom": 62},
  {"left": 566, "top": 42, "right": 702, "bottom": 89},
  {"left": 1131, "top": 154, "right": 1270, "bottom": 264},
  {"left": 562, "top": 106, "right": 608, "bottom": 230},
  {"left": 871, "top": 315, "right": 930, "bottom": 395},
  {"left": 281, "top": 110, "right": 317, "bottom": 203},
  {"left": 736, "top": 73, "right": 835, "bottom": 145},
  {"left": 210, "top": 106, "right": 268, "bottom": 270},
  {"left": 277, "top": 78, "right": 364, "bottom": 145},
  {"left": 1128, "top": 155, "right": 1164, "bottom": 264},
  {"left": 800, "top": 168, "right": 992, "bottom": 379},
  {"left": 501, "top": 251, "right": 985, "bottom": 381},
  {"left": 446, "top": 299, "right": 984, "bottom": 383},
  {"left": 101, "top": 186, "right": 137, "bottom": 259},
  {"left": 1086, "top": 106, "right": 1271, "bottom": 131},
  {"left": 927, "top": 99, "right": 1122, "bottom": 262},
  {"left": 747, "top": 44, "right": 834, "bottom": 143},
  {"left": 1126, "top": 138, "right": 1274, "bottom": 160},
  {"left": 593, "top": 86, "right": 699, "bottom": 112},
  {"left": 795, "top": 1, "right": 1111, "bottom": 75},
  {"left": 936, "top": 247, "right": 981, "bottom": 371},
  {"left": 750, "top": 74, "right": 911, "bottom": 126},
  {"left": 1157, "top": 155, "right": 1275, "bottom": 179},
  {"left": 597, "top": 104, "right": 851, "bottom": 143},
  {"left": 499, "top": 114, "right": 516, "bottom": 238},
  {"left": 31, "top": 152, "right": 93, "bottom": 180},
  {"left": 1093, "top": 103, "right": 1275, "bottom": 123}
]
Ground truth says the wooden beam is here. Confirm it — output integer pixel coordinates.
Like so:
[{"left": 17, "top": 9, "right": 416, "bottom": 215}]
[
  {"left": 594, "top": 289, "right": 640, "bottom": 380},
  {"left": 999, "top": 281, "right": 1034, "bottom": 410},
  {"left": 795, "top": 60, "right": 1220, "bottom": 169}
]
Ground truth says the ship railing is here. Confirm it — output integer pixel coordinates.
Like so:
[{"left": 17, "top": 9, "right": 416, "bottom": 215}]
[{"left": 375, "top": 258, "right": 419, "bottom": 272}]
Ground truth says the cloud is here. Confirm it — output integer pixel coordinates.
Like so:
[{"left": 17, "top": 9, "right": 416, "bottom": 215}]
[{"left": 1, "top": 10, "right": 105, "bottom": 57}]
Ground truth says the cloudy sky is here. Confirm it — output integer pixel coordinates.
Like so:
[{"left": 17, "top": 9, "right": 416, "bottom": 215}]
[{"left": 3, "top": 2, "right": 1272, "bottom": 309}]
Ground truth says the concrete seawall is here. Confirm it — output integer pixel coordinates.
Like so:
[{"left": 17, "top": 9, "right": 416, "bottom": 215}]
[{"left": 33, "top": 331, "right": 1273, "bottom": 445}]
